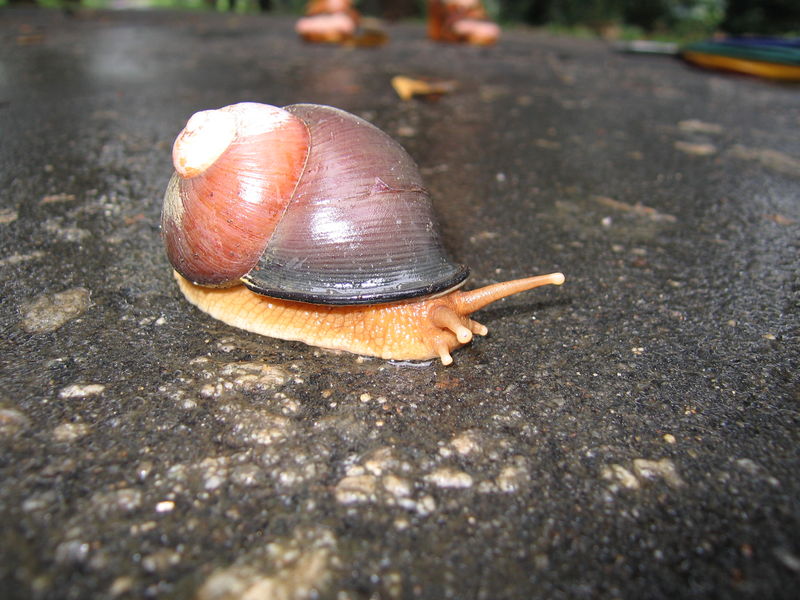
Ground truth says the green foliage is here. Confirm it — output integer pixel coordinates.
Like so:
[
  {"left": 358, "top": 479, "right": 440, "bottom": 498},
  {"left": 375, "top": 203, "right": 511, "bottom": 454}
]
[
  {"left": 722, "top": 0, "right": 800, "bottom": 34},
  {"left": 499, "top": 0, "right": 724, "bottom": 33},
  {"left": 2, "top": 0, "right": 796, "bottom": 36}
]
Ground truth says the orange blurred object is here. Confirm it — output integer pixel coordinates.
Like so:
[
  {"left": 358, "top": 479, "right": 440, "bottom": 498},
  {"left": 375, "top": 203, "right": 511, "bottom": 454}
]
[
  {"left": 295, "top": 0, "right": 360, "bottom": 44},
  {"left": 427, "top": 0, "right": 500, "bottom": 46}
]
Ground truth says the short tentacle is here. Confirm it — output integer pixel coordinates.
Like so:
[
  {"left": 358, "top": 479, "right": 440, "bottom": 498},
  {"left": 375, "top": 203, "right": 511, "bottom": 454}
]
[
  {"left": 420, "top": 322, "right": 457, "bottom": 365},
  {"left": 430, "top": 305, "right": 473, "bottom": 344},
  {"left": 468, "top": 318, "right": 488, "bottom": 336}
]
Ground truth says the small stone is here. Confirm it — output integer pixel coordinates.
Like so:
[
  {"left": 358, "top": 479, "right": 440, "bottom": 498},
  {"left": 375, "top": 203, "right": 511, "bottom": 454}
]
[
  {"left": 495, "top": 459, "right": 530, "bottom": 493},
  {"left": 632, "top": 458, "right": 685, "bottom": 488},
  {"left": 674, "top": 141, "right": 717, "bottom": 156},
  {"left": 20, "top": 288, "right": 92, "bottom": 333},
  {"left": 216, "top": 339, "right": 237, "bottom": 352},
  {"left": 425, "top": 467, "right": 473, "bottom": 489},
  {"left": 219, "top": 362, "right": 289, "bottom": 391},
  {"left": 469, "top": 231, "right": 500, "bottom": 244},
  {"left": 22, "top": 490, "right": 57, "bottom": 512},
  {"left": 602, "top": 464, "right": 640, "bottom": 490},
  {"left": 109, "top": 576, "right": 134, "bottom": 597},
  {"left": 53, "top": 422, "right": 90, "bottom": 442},
  {"left": 142, "top": 548, "right": 181, "bottom": 573},
  {"left": 734, "top": 458, "right": 780, "bottom": 487},
  {"left": 0, "top": 251, "right": 46, "bottom": 267},
  {"left": 396, "top": 125, "right": 416, "bottom": 137},
  {"left": 662, "top": 433, "right": 676, "bottom": 444},
  {"left": 533, "top": 553, "right": 550, "bottom": 570},
  {"left": 231, "top": 464, "right": 262, "bottom": 487},
  {"left": 476, "top": 480, "right": 498, "bottom": 493},
  {"left": 55, "top": 540, "right": 90, "bottom": 565},
  {"left": 382, "top": 474, "right": 412, "bottom": 498},
  {"left": 729, "top": 145, "right": 800, "bottom": 178},
  {"left": 91, "top": 488, "right": 143, "bottom": 516},
  {"left": 58, "top": 383, "right": 105, "bottom": 399},
  {"left": 0, "top": 207, "right": 18, "bottom": 224},
  {"left": 276, "top": 462, "right": 319, "bottom": 488},
  {"left": 417, "top": 495, "right": 436, "bottom": 515},
  {"left": 678, "top": 119, "right": 723, "bottom": 134},
  {"left": 0, "top": 408, "right": 30, "bottom": 437},
  {"left": 362, "top": 447, "right": 398, "bottom": 476},
  {"left": 449, "top": 431, "right": 481, "bottom": 456},
  {"left": 774, "top": 547, "right": 800, "bottom": 572},
  {"left": 137, "top": 461, "right": 154, "bottom": 481},
  {"left": 335, "top": 474, "right": 377, "bottom": 504},
  {"left": 223, "top": 409, "right": 291, "bottom": 446},
  {"left": 199, "top": 456, "right": 230, "bottom": 491},
  {"left": 196, "top": 527, "right": 337, "bottom": 600},
  {"left": 131, "top": 521, "right": 157, "bottom": 535},
  {"left": 275, "top": 394, "right": 301, "bottom": 415},
  {"left": 735, "top": 458, "right": 759, "bottom": 474},
  {"left": 44, "top": 220, "right": 91, "bottom": 242},
  {"left": 155, "top": 501, "right": 175, "bottom": 513},
  {"left": 535, "top": 138, "right": 561, "bottom": 149},
  {"left": 40, "top": 193, "right": 77, "bottom": 204}
]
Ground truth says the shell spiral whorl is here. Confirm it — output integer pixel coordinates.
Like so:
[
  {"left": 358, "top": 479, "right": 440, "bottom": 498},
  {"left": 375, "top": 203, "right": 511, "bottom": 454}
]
[{"left": 162, "top": 103, "right": 310, "bottom": 287}]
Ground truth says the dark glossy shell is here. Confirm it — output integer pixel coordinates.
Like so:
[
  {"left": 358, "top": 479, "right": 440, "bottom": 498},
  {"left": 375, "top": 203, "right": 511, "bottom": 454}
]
[{"left": 241, "top": 104, "right": 468, "bottom": 305}]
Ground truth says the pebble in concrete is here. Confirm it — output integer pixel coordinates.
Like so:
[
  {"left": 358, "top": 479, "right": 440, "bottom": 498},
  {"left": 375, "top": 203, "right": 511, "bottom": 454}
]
[
  {"left": 632, "top": 458, "right": 685, "bottom": 489},
  {"left": 0, "top": 407, "right": 29, "bottom": 437},
  {"left": 20, "top": 288, "right": 92, "bottom": 333},
  {"left": 52, "top": 422, "right": 91, "bottom": 442},
  {"left": 196, "top": 527, "right": 338, "bottom": 600},
  {"left": 58, "top": 383, "right": 105, "bottom": 399},
  {"left": 425, "top": 466, "right": 474, "bottom": 489}
]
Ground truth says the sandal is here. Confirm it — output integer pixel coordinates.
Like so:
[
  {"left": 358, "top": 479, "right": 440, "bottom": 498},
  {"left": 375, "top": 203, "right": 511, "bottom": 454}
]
[
  {"left": 295, "top": 0, "right": 360, "bottom": 44},
  {"left": 428, "top": 0, "right": 500, "bottom": 46}
]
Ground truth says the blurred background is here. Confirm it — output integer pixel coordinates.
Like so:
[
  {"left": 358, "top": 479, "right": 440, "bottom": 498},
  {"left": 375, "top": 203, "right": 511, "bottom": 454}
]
[{"left": 2, "top": 0, "right": 799, "bottom": 40}]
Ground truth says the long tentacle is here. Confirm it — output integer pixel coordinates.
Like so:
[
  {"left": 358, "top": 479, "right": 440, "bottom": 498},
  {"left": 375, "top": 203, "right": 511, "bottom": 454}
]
[{"left": 452, "top": 273, "right": 564, "bottom": 315}]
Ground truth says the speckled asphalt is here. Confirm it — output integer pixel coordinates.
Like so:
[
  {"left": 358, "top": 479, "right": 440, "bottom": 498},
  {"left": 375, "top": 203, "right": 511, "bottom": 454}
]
[{"left": 1, "top": 8, "right": 799, "bottom": 600}]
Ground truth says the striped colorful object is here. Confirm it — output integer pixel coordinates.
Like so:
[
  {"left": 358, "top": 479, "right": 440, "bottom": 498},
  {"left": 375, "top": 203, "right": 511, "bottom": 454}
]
[{"left": 681, "top": 38, "right": 800, "bottom": 81}]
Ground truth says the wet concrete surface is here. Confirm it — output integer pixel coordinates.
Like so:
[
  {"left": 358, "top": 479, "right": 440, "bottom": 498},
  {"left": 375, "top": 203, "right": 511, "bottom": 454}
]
[{"left": 1, "top": 8, "right": 799, "bottom": 599}]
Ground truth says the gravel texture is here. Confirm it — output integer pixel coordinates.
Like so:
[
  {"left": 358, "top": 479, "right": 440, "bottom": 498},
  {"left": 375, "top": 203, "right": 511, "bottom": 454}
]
[{"left": 1, "top": 8, "right": 798, "bottom": 600}]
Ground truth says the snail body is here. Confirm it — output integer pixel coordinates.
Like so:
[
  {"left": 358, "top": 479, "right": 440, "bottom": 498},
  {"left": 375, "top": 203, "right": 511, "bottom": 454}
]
[{"left": 162, "top": 102, "right": 563, "bottom": 364}]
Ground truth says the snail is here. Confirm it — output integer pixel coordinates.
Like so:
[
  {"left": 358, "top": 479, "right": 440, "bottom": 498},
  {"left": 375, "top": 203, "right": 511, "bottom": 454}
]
[{"left": 161, "top": 102, "right": 564, "bottom": 365}]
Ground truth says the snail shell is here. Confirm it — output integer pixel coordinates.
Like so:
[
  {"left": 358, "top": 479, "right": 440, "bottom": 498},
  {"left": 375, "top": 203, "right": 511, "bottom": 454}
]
[
  {"left": 162, "top": 103, "right": 468, "bottom": 304},
  {"left": 162, "top": 103, "right": 564, "bottom": 364}
]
